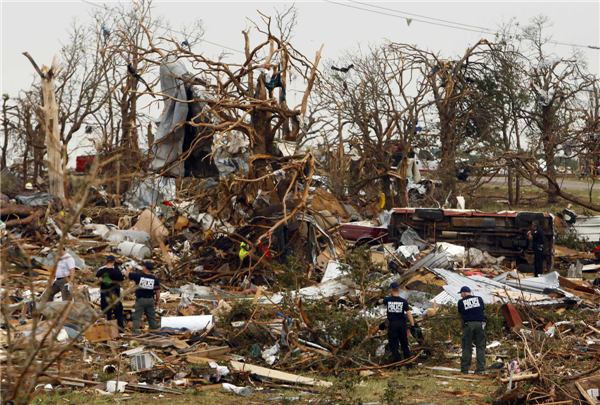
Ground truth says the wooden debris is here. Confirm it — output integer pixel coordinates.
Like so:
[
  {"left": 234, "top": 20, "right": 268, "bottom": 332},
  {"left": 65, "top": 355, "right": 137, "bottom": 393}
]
[{"left": 230, "top": 361, "right": 333, "bottom": 387}]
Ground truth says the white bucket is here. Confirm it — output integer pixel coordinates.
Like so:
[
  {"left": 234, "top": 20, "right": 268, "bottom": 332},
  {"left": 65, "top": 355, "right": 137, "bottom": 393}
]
[{"left": 106, "top": 381, "right": 127, "bottom": 393}]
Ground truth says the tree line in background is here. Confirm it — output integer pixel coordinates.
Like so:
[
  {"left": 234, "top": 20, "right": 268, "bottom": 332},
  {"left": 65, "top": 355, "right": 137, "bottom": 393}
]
[{"left": 1, "top": 1, "right": 599, "bottom": 212}]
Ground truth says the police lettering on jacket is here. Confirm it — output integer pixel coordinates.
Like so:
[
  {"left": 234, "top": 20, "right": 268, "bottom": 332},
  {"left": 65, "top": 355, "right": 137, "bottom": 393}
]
[
  {"left": 383, "top": 296, "right": 410, "bottom": 322},
  {"left": 458, "top": 295, "right": 487, "bottom": 323}
]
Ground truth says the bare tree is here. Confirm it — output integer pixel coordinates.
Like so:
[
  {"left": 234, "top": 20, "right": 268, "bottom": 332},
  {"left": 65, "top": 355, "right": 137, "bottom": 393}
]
[
  {"left": 315, "top": 43, "right": 433, "bottom": 208},
  {"left": 404, "top": 40, "right": 493, "bottom": 196},
  {"left": 1, "top": 95, "right": 19, "bottom": 170},
  {"left": 518, "top": 15, "right": 596, "bottom": 204}
]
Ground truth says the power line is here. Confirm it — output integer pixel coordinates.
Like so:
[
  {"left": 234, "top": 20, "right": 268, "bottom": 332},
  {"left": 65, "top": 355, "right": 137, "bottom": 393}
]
[
  {"left": 80, "top": 0, "right": 246, "bottom": 55},
  {"left": 326, "top": 0, "right": 600, "bottom": 51},
  {"left": 324, "top": 0, "right": 491, "bottom": 35},
  {"left": 348, "top": 0, "right": 495, "bottom": 33}
]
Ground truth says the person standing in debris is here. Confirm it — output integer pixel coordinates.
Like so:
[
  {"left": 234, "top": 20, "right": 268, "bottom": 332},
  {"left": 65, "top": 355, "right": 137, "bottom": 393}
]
[
  {"left": 528, "top": 220, "right": 545, "bottom": 277},
  {"left": 96, "top": 255, "right": 125, "bottom": 331},
  {"left": 238, "top": 242, "right": 251, "bottom": 269},
  {"left": 46, "top": 247, "right": 76, "bottom": 302},
  {"left": 373, "top": 282, "right": 415, "bottom": 368},
  {"left": 127, "top": 262, "right": 161, "bottom": 334},
  {"left": 457, "top": 286, "right": 487, "bottom": 374}
]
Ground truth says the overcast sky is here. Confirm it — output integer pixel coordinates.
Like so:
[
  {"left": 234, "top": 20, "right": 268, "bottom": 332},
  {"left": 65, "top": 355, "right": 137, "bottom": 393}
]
[{"left": 1, "top": 0, "right": 599, "bottom": 163}]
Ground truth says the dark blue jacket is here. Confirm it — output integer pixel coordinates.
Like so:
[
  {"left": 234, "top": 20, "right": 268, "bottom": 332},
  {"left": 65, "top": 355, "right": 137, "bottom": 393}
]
[{"left": 457, "top": 295, "right": 486, "bottom": 323}]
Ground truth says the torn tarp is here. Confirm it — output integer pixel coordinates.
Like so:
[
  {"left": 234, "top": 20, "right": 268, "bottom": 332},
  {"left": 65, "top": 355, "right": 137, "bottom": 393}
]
[
  {"left": 16, "top": 192, "right": 54, "bottom": 206},
  {"left": 151, "top": 57, "right": 189, "bottom": 176},
  {"left": 124, "top": 177, "right": 176, "bottom": 209},
  {"left": 400, "top": 227, "right": 428, "bottom": 251}
]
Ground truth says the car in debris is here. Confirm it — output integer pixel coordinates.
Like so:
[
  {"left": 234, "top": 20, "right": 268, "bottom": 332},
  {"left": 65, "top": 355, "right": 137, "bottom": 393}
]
[
  {"left": 391, "top": 146, "right": 439, "bottom": 173},
  {"left": 387, "top": 208, "right": 555, "bottom": 272},
  {"left": 391, "top": 146, "right": 472, "bottom": 180},
  {"left": 339, "top": 221, "right": 389, "bottom": 245}
]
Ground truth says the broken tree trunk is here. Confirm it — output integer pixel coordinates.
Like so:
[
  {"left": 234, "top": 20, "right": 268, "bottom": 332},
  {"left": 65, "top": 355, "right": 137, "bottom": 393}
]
[
  {"left": 22, "top": 53, "right": 66, "bottom": 207},
  {"left": 0, "top": 203, "right": 44, "bottom": 227}
]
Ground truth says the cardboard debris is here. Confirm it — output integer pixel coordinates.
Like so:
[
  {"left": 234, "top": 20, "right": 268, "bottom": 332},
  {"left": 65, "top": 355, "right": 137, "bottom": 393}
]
[{"left": 132, "top": 209, "right": 169, "bottom": 245}]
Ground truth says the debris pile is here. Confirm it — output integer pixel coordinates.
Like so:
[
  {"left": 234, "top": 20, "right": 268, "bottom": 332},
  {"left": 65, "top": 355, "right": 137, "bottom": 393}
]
[{"left": 2, "top": 164, "right": 600, "bottom": 404}]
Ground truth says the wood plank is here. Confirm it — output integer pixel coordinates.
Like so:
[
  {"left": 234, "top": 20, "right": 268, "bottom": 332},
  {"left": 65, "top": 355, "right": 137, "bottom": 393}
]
[
  {"left": 172, "top": 339, "right": 190, "bottom": 349},
  {"left": 499, "top": 373, "right": 539, "bottom": 383},
  {"left": 186, "top": 346, "right": 230, "bottom": 359},
  {"left": 136, "top": 335, "right": 174, "bottom": 348},
  {"left": 253, "top": 286, "right": 264, "bottom": 304},
  {"left": 230, "top": 361, "right": 333, "bottom": 387},
  {"left": 195, "top": 383, "right": 223, "bottom": 391},
  {"left": 186, "top": 356, "right": 214, "bottom": 364},
  {"left": 575, "top": 382, "right": 597, "bottom": 405}
]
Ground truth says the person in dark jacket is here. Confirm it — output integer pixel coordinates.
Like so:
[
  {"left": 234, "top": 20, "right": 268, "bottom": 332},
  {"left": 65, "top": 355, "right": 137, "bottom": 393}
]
[
  {"left": 372, "top": 282, "right": 415, "bottom": 368},
  {"left": 457, "top": 286, "right": 487, "bottom": 374},
  {"left": 528, "top": 220, "right": 545, "bottom": 277},
  {"left": 96, "top": 255, "right": 125, "bottom": 330},
  {"left": 127, "top": 262, "right": 161, "bottom": 334}
]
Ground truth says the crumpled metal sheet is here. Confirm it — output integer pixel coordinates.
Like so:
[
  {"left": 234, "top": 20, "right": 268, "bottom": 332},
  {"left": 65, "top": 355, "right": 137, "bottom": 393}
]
[
  {"left": 408, "top": 252, "right": 449, "bottom": 273},
  {"left": 492, "top": 271, "right": 561, "bottom": 293},
  {"left": 430, "top": 268, "right": 572, "bottom": 305}
]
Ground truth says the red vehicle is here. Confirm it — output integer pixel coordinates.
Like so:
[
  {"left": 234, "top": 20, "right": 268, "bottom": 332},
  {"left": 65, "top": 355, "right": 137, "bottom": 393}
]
[
  {"left": 340, "top": 221, "right": 389, "bottom": 245},
  {"left": 75, "top": 155, "right": 96, "bottom": 173},
  {"left": 75, "top": 154, "right": 107, "bottom": 173}
]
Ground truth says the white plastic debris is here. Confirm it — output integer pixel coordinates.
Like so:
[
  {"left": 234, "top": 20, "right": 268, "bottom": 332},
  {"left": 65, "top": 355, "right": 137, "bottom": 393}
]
[
  {"left": 262, "top": 342, "right": 280, "bottom": 366},
  {"left": 397, "top": 245, "right": 420, "bottom": 259},
  {"left": 106, "top": 381, "right": 128, "bottom": 393},
  {"left": 209, "top": 361, "right": 229, "bottom": 382},
  {"left": 222, "top": 383, "right": 253, "bottom": 396}
]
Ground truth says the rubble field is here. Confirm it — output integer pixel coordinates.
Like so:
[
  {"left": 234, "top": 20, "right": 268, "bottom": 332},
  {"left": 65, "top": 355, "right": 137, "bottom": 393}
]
[{"left": 1, "top": 176, "right": 599, "bottom": 405}]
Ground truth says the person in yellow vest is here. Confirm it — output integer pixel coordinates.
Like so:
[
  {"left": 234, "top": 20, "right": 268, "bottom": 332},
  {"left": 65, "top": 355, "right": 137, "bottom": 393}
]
[{"left": 238, "top": 242, "right": 251, "bottom": 270}]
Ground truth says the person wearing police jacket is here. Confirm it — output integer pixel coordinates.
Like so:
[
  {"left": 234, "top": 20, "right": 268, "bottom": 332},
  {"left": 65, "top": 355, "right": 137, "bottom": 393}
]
[
  {"left": 372, "top": 282, "right": 415, "bottom": 368},
  {"left": 528, "top": 220, "right": 545, "bottom": 277},
  {"left": 457, "top": 286, "right": 487, "bottom": 374}
]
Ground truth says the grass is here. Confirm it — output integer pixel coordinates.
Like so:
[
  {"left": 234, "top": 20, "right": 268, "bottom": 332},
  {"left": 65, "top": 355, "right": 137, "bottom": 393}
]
[
  {"left": 470, "top": 185, "right": 600, "bottom": 214},
  {"left": 31, "top": 367, "right": 500, "bottom": 405}
]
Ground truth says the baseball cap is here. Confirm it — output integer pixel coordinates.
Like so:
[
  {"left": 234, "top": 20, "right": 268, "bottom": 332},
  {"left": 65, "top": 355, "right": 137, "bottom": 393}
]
[
  {"left": 142, "top": 261, "right": 154, "bottom": 271},
  {"left": 106, "top": 255, "right": 116, "bottom": 262},
  {"left": 458, "top": 286, "right": 471, "bottom": 293},
  {"left": 390, "top": 282, "right": 400, "bottom": 289}
]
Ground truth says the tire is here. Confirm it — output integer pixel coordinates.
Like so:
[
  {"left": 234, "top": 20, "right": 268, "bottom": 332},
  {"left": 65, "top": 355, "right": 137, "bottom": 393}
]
[
  {"left": 416, "top": 209, "right": 444, "bottom": 221},
  {"left": 515, "top": 212, "right": 546, "bottom": 228}
]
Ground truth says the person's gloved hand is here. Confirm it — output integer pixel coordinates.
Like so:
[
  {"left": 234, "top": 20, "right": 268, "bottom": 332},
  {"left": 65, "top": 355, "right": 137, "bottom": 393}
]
[{"left": 67, "top": 282, "right": 74, "bottom": 293}]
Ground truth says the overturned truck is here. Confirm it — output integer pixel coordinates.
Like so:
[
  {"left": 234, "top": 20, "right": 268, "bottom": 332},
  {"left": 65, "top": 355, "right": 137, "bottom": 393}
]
[{"left": 388, "top": 208, "right": 554, "bottom": 272}]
